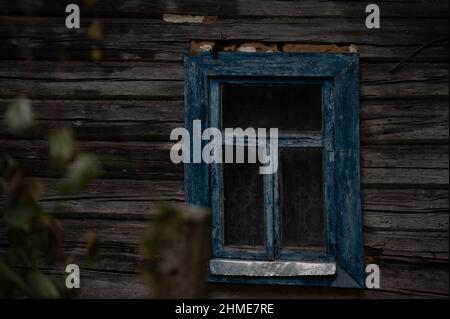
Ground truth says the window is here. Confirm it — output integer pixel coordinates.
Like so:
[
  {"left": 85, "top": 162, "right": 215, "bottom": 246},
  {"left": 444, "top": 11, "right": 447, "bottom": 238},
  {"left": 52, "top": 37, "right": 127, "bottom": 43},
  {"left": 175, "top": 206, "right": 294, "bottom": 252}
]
[{"left": 184, "top": 52, "right": 364, "bottom": 287}]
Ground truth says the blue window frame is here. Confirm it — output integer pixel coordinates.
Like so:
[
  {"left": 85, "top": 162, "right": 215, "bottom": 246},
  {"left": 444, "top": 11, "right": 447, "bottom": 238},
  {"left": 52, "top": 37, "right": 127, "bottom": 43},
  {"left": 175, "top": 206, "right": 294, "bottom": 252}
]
[{"left": 184, "top": 52, "right": 365, "bottom": 288}]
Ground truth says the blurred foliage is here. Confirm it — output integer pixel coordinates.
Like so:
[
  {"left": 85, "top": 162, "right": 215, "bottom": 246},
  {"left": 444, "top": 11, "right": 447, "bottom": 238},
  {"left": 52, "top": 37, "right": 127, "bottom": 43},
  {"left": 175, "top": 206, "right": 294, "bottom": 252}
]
[
  {"left": 90, "top": 47, "right": 103, "bottom": 61},
  {"left": 4, "top": 97, "right": 34, "bottom": 134},
  {"left": 141, "top": 205, "right": 180, "bottom": 259},
  {"left": 84, "top": 0, "right": 98, "bottom": 7},
  {"left": 140, "top": 204, "right": 185, "bottom": 297},
  {"left": 62, "top": 153, "right": 101, "bottom": 195},
  {"left": 1, "top": 99, "right": 101, "bottom": 298},
  {"left": 84, "top": 231, "right": 99, "bottom": 267},
  {"left": 140, "top": 204, "right": 211, "bottom": 298},
  {"left": 49, "top": 128, "right": 76, "bottom": 168},
  {"left": 88, "top": 19, "right": 103, "bottom": 41},
  {"left": 86, "top": 13, "right": 103, "bottom": 61}
]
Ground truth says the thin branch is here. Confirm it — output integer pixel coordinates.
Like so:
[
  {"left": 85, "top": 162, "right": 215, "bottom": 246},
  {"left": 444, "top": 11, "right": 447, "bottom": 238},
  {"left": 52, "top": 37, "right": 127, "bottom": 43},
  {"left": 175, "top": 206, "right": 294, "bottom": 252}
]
[{"left": 390, "top": 36, "right": 449, "bottom": 74}]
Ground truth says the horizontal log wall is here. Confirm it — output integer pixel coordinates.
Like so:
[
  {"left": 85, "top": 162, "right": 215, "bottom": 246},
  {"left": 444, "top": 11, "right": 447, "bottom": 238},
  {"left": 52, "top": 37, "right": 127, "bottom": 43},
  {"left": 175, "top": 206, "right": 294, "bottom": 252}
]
[{"left": 0, "top": 0, "right": 448, "bottom": 298}]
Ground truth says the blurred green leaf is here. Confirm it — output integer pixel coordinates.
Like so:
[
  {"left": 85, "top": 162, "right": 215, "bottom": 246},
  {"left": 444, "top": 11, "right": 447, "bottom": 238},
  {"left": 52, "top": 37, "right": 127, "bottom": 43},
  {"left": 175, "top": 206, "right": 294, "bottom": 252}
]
[
  {"left": 0, "top": 156, "right": 18, "bottom": 180},
  {"left": 4, "top": 98, "right": 34, "bottom": 133},
  {"left": 1, "top": 101, "right": 102, "bottom": 298},
  {"left": 3, "top": 201, "right": 38, "bottom": 232},
  {"left": 49, "top": 128, "right": 76, "bottom": 168},
  {"left": 84, "top": 0, "right": 97, "bottom": 7},
  {"left": 25, "top": 178, "right": 43, "bottom": 204},
  {"left": 91, "top": 47, "right": 103, "bottom": 61},
  {"left": 88, "top": 19, "right": 103, "bottom": 41},
  {"left": 85, "top": 231, "right": 99, "bottom": 266},
  {"left": 27, "top": 271, "right": 59, "bottom": 299},
  {"left": 62, "top": 153, "right": 101, "bottom": 195},
  {"left": 34, "top": 214, "right": 65, "bottom": 263},
  {"left": 141, "top": 205, "right": 180, "bottom": 259},
  {"left": 1, "top": 99, "right": 102, "bottom": 298},
  {"left": 0, "top": 260, "right": 30, "bottom": 296}
]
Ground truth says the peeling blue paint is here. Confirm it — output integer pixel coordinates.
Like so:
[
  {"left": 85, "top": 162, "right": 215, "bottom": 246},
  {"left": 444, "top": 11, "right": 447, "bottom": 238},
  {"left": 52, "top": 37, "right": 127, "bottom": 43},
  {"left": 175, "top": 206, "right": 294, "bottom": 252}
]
[{"left": 184, "top": 52, "right": 364, "bottom": 288}]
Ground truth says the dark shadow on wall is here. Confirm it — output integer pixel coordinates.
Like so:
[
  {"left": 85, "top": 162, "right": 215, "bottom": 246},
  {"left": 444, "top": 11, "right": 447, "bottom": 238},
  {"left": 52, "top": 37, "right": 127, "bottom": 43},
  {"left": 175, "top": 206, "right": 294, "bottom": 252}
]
[
  {"left": 156, "top": 0, "right": 239, "bottom": 16},
  {"left": 1, "top": 0, "right": 239, "bottom": 17},
  {"left": 1, "top": 0, "right": 238, "bottom": 61}
]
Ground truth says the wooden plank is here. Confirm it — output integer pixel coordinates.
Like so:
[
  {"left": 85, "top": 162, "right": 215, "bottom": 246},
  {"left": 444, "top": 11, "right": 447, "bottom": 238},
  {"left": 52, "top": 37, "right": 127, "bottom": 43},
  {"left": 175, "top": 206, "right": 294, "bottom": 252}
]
[
  {"left": 7, "top": 192, "right": 449, "bottom": 226},
  {"left": 4, "top": 256, "right": 446, "bottom": 298},
  {"left": 356, "top": 45, "right": 449, "bottom": 63},
  {"left": 0, "top": 140, "right": 176, "bottom": 162},
  {"left": 0, "top": 61, "right": 184, "bottom": 81},
  {"left": 72, "top": 271, "right": 149, "bottom": 299},
  {"left": 1, "top": 221, "right": 447, "bottom": 295},
  {"left": 372, "top": 259, "right": 449, "bottom": 296},
  {"left": 362, "top": 80, "right": 448, "bottom": 99},
  {"left": 2, "top": 227, "right": 447, "bottom": 298},
  {"left": 46, "top": 269, "right": 150, "bottom": 299},
  {"left": 361, "top": 63, "right": 449, "bottom": 99},
  {"left": 4, "top": 179, "right": 447, "bottom": 219},
  {"left": 36, "top": 179, "right": 185, "bottom": 220},
  {"left": 60, "top": 219, "right": 146, "bottom": 245},
  {"left": 364, "top": 212, "right": 448, "bottom": 231},
  {"left": 38, "top": 200, "right": 177, "bottom": 220},
  {"left": 0, "top": 40, "right": 187, "bottom": 62},
  {"left": 362, "top": 188, "right": 449, "bottom": 213},
  {"left": 361, "top": 99, "right": 449, "bottom": 144},
  {"left": 33, "top": 201, "right": 440, "bottom": 226},
  {"left": 1, "top": 140, "right": 448, "bottom": 185},
  {"left": 0, "top": 79, "right": 184, "bottom": 100},
  {"left": 1, "top": 214, "right": 447, "bottom": 297},
  {"left": 0, "top": 141, "right": 184, "bottom": 181},
  {"left": 209, "top": 283, "right": 446, "bottom": 299},
  {"left": 36, "top": 179, "right": 184, "bottom": 200},
  {"left": 14, "top": 60, "right": 450, "bottom": 83},
  {"left": 362, "top": 63, "right": 449, "bottom": 84},
  {"left": 361, "top": 145, "right": 449, "bottom": 169},
  {"left": 0, "top": 244, "right": 143, "bottom": 278},
  {"left": 211, "top": 258, "right": 449, "bottom": 297},
  {"left": 2, "top": 39, "right": 448, "bottom": 63},
  {"left": 2, "top": 217, "right": 446, "bottom": 261},
  {"left": 0, "top": 99, "right": 183, "bottom": 142},
  {"left": 3, "top": 140, "right": 449, "bottom": 174},
  {"left": 1, "top": 77, "right": 445, "bottom": 100},
  {"left": 0, "top": 98, "right": 447, "bottom": 144},
  {"left": 1, "top": 179, "right": 185, "bottom": 219},
  {"left": 0, "top": 61, "right": 186, "bottom": 98},
  {"left": 0, "top": 220, "right": 147, "bottom": 275},
  {"left": 1, "top": 16, "right": 447, "bottom": 47},
  {"left": 364, "top": 230, "right": 449, "bottom": 260},
  {"left": 0, "top": 99, "right": 184, "bottom": 122},
  {"left": 7, "top": 61, "right": 438, "bottom": 98},
  {"left": 362, "top": 168, "right": 449, "bottom": 187},
  {"left": 2, "top": 0, "right": 448, "bottom": 18},
  {"left": 0, "top": 61, "right": 447, "bottom": 100},
  {"left": 36, "top": 201, "right": 450, "bottom": 225},
  {"left": 0, "top": 72, "right": 440, "bottom": 101},
  {"left": 0, "top": 219, "right": 146, "bottom": 275}
]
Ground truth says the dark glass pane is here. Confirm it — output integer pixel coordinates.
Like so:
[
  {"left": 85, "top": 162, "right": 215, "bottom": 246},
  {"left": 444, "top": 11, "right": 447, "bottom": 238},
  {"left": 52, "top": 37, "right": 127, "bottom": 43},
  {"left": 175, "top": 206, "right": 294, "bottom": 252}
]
[
  {"left": 223, "top": 158, "right": 265, "bottom": 247},
  {"left": 222, "top": 84, "right": 322, "bottom": 131},
  {"left": 280, "top": 148, "right": 325, "bottom": 249}
]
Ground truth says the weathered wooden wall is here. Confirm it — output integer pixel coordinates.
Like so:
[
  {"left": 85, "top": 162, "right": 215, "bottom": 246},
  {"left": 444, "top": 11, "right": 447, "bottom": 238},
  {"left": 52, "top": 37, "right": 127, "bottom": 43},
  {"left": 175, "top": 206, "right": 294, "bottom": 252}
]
[{"left": 0, "top": 0, "right": 448, "bottom": 298}]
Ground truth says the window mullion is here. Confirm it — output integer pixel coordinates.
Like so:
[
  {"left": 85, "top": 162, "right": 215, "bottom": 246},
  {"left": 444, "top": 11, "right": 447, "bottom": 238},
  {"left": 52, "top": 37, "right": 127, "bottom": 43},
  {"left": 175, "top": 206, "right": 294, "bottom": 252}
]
[
  {"left": 264, "top": 173, "right": 275, "bottom": 261},
  {"left": 323, "top": 80, "right": 337, "bottom": 261},
  {"left": 272, "top": 163, "right": 281, "bottom": 260}
]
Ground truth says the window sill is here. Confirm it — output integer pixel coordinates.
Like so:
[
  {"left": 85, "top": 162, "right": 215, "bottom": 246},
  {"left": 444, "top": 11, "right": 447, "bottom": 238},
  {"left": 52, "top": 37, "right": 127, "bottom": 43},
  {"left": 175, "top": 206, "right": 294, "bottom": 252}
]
[{"left": 209, "top": 259, "right": 336, "bottom": 277}]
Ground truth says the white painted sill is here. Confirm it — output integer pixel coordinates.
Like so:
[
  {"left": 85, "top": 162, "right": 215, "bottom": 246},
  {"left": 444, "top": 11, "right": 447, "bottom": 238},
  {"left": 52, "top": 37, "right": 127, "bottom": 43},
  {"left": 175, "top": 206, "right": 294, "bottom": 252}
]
[{"left": 209, "top": 259, "right": 337, "bottom": 277}]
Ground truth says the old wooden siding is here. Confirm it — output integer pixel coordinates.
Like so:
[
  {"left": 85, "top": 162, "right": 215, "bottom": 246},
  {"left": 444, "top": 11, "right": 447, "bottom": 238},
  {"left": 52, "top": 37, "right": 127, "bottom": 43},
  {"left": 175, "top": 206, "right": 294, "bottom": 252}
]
[{"left": 0, "top": 0, "right": 448, "bottom": 298}]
